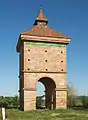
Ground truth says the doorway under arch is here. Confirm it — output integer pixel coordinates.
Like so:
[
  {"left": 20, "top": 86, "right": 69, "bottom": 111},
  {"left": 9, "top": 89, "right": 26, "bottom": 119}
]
[{"left": 37, "top": 77, "right": 56, "bottom": 109}]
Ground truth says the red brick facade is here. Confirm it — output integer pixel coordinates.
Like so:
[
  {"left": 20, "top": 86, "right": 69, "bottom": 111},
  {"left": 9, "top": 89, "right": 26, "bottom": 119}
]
[{"left": 16, "top": 9, "right": 71, "bottom": 111}]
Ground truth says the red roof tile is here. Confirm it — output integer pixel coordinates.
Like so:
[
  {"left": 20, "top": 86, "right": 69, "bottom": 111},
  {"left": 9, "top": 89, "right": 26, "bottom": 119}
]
[
  {"left": 21, "top": 25, "right": 70, "bottom": 39},
  {"left": 21, "top": 9, "right": 70, "bottom": 39}
]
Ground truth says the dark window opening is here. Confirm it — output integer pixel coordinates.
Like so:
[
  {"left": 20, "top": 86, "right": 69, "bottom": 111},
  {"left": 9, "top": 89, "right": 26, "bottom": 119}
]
[
  {"left": 45, "top": 50, "right": 47, "bottom": 52},
  {"left": 28, "top": 59, "right": 30, "bottom": 61},
  {"left": 45, "top": 60, "right": 47, "bottom": 62},
  {"left": 61, "top": 51, "right": 63, "bottom": 54}
]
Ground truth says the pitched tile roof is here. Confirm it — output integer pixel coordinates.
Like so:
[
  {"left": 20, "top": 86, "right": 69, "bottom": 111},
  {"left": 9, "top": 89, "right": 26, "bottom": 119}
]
[
  {"left": 21, "top": 25, "right": 70, "bottom": 39},
  {"left": 17, "top": 9, "right": 71, "bottom": 52},
  {"left": 21, "top": 9, "right": 70, "bottom": 39}
]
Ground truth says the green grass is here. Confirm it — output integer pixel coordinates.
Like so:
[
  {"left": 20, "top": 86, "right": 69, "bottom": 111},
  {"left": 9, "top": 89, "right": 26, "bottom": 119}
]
[{"left": 0, "top": 109, "right": 88, "bottom": 120}]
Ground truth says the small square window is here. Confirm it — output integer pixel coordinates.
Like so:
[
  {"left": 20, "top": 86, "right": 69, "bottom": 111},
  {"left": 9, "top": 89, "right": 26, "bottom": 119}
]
[
  {"left": 28, "top": 59, "right": 30, "bottom": 61},
  {"left": 61, "top": 51, "right": 63, "bottom": 54}
]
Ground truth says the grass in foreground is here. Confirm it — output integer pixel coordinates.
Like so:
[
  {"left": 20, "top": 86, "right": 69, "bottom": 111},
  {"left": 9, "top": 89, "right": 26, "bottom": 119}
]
[{"left": 0, "top": 109, "right": 88, "bottom": 120}]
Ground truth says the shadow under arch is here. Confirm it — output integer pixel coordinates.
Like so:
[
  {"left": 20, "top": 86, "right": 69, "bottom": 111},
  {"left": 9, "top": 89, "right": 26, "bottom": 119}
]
[{"left": 38, "top": 77, "right": 56, "bottom": 109}]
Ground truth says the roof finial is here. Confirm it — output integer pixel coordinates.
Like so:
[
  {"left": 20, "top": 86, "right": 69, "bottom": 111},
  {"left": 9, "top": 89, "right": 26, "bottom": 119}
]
[
  {"left": 40, "top": 5, "right": 42, "bottom": 11},
  {"left": 40, "top": 6, "right": 42, "bottom": 11},
  {"left": 34, "top": 8, "right": 48, "bottom": 25}
]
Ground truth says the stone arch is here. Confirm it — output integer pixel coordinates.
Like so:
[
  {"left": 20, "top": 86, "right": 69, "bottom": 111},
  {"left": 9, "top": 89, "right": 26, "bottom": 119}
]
[{"left": 36, "top": 77, "right": 56, "bottom": 109}]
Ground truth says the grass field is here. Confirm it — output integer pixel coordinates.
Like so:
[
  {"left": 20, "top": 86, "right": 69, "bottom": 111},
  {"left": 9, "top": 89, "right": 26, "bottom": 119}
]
[{"left": 0, "top": 109, "right": 88, "bottom": 120}]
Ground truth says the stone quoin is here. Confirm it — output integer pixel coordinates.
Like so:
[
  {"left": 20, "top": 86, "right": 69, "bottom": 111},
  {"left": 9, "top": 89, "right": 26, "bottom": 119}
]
[{"left": 16, "top": 8, "right": 71, "bottom": 111}]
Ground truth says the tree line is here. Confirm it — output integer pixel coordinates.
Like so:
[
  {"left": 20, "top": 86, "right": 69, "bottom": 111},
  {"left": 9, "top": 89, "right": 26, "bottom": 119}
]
[
  {"left": 0, "top": 95, "right": 19, "bottom": 109},
  {"left": 0, "top": 85, "right": 88, "bottom": 109},
  {"left": 67, "top": 84, "right": 88, "bottom": 109}
]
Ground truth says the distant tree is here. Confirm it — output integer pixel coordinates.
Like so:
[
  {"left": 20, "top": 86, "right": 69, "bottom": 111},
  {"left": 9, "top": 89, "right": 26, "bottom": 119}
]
[
  {"left": 67, "top": 83, "right": 77, "bottom": 108},
  {"left": 36, "top": 95, "right": 45, "bottom": 109},
  {"left": 12, "top": 95, "right": 19, "bottom": 108},
  {"left": 73, "top": 96, "right": 83, "bottom": 107},
  {"left": 80, "top": 95, "right": 88, "bottom": 108},
  {"left": 0, "top": 95, "right": 19, "bottom": 109},
  {"left": 36, "top": 96, "right": 42, "bottom": 109}
]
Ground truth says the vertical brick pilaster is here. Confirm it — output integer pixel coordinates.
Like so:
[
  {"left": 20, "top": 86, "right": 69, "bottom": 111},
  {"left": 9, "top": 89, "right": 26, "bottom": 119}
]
[
  {"left": 24, "top": 89, "right": 36, "bottom": 111},
  {"left": 56, "top": 89, "right": 67, "bottom": 109}
]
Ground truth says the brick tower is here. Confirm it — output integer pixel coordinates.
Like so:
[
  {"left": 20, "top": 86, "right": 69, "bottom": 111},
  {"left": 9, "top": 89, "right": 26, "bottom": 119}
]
[{"left": 16, "top": 9, "right": 71, "bottom": 111}]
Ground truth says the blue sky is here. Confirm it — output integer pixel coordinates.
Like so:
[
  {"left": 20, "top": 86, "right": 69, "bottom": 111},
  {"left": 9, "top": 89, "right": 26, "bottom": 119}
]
[{"left": 0, "top": 0, "right": 88, "bottom": 96}]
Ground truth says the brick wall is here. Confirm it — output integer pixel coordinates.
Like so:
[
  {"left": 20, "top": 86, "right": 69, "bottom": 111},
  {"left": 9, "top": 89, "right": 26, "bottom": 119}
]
[
  {"left": 19, "top": 41, "right": 67, "bottom": 110},
  {"left": 23, "top": 41, "right": 66, "bottom": 73}
]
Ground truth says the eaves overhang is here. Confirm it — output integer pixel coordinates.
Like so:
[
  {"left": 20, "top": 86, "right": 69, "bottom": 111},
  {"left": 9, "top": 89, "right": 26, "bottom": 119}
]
[{"left": 16, "top": 34, "right": 71, "bottom": 52}]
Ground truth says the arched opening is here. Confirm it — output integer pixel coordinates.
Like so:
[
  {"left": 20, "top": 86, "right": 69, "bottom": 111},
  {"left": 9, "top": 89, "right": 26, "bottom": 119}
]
[
  {"left": 36, "top": 82, "right": 45, "bottom": 109},
  {"left": 36, "top": 77, "right": 56, "bottom": 110}
]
